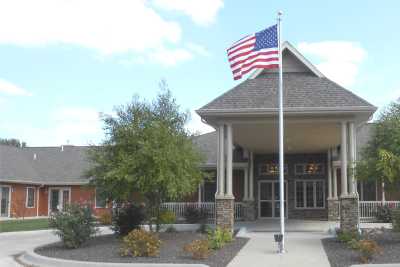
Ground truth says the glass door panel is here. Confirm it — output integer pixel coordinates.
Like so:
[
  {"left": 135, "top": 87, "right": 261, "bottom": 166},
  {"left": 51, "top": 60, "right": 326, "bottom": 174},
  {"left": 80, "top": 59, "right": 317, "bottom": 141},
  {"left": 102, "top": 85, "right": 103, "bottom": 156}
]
[
  {"left": 62, "top": 190, "right": 70, "bottom": 211},
  {"left": 0, "top": 187, "right": 10, "bottom": 217},
  {"left": 260, "top": 202, "right": 273, "bottom": 217},
  {"left": 50, "top": 190, "right": 60, "bottom": 212}
]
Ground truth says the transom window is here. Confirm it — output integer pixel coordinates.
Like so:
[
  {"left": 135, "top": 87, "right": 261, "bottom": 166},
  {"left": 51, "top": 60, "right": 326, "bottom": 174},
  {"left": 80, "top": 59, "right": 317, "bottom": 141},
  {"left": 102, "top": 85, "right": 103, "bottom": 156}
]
[
  {"left": 295, "top": 180, "right": 325, "bottom": 209},
  {"left": 26, "top": 187, "right": 35, "bottom": 208},
  {"left": 258, "top": 163, "right": 288, "bottom": 176},
  {"left": 295, "top": 163, "right": 324, "bottom": 175}
]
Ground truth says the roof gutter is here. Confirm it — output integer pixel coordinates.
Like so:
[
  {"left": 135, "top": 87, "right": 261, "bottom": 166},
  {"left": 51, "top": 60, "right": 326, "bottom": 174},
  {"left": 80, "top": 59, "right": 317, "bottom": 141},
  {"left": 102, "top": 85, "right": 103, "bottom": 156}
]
[{"left": 0, "top": 179, "right": 89, "bottom": 186}]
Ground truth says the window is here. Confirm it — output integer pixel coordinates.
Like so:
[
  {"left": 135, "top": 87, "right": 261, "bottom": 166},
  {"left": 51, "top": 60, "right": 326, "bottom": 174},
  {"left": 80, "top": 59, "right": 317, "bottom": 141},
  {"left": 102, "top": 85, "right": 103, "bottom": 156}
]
[
  {"left": 295, "top": 180, "right": 325, "bottom": 209},
  {"left": 259, "top": 163, "right": 288, "bottom": 176},
  {"left": 26, "top": 187, "right": 35, "bottom": 208},
  {"left": 95, "top": 188, "right": 107, "bottom": 208},
  {"left": 294, "top": 163, "right": 324, "bottom": 175}
]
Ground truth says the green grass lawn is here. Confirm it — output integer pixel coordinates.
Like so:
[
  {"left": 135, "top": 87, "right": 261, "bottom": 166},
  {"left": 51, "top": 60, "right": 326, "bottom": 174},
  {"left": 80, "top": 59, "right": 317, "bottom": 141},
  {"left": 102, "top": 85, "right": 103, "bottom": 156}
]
[{"left": 0, "top": 218, "right": 50, "bottom": 233}]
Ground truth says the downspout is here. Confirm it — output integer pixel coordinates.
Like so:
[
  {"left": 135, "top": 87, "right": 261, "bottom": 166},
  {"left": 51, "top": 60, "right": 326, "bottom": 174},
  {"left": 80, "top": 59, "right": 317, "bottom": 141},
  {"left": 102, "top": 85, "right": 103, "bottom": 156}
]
[{"left": 36, "top": 186, "right": 39, "bottom": 217}]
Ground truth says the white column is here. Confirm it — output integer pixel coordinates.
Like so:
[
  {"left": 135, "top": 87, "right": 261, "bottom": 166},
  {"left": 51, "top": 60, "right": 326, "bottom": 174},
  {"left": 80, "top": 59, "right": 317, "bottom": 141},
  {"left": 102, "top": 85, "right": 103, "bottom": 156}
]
[
  {"left": 348, "top": 122, "right": 356, "bottom": 195},
  {"left": 327, "top": 149, "right": 332, "bottom": 199},
  {"left": 341, "top": 121, "right": 348, "bottom": 197},
  {"left": 243, "top": 167, "right": 249, "bottom": 201},
  {"left": 333, "top": 167, "right": 338, "bottom": 199},
  {"left": 249, "top": 151, "right": 254, "bottom": 200},
  {"left": 198, "top": 183, "right": 202, "bottom": 203},
  {"left": 226, "top": 124, "right": 233, "bottom": 197},
  {"left": 216, "top": 125, "right": 225, "bottom": 197},
  {"left": 382, "top": 181, "right": 386, "bottom": 202}
]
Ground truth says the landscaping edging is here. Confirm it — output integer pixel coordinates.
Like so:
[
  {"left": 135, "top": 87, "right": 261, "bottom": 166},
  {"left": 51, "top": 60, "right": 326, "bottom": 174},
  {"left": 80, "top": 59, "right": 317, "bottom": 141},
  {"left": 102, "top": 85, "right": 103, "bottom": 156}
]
[{"left": 18, "top": 250, "right": 209, "bottom": 267}]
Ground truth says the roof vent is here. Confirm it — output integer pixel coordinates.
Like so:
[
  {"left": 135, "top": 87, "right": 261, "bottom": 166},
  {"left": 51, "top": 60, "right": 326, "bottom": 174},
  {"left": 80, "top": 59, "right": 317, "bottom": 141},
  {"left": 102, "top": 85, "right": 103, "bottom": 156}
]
[
  {"left": 33, "top": 153, "right": 37, "bottom": 160},
  {"left": 61, "top": 145, "right": 64, "bottom": 152}
]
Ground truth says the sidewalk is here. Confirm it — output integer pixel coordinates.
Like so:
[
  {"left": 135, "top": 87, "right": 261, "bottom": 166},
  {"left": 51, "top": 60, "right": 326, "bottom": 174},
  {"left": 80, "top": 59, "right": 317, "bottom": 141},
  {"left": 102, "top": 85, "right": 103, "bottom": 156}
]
[{"left": 228, "top": 231, "right": 330, "bottom": 267}]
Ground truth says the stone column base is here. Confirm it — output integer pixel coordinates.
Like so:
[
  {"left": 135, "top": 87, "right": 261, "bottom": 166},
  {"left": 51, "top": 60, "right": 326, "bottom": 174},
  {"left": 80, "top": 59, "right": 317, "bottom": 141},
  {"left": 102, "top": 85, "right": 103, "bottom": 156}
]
[
  {"left": 215, "top": 195, "right": 235, "bottom": 232},
  {"left": 340, "top": 194, "right": 359, "bottom": 232},
  {"left": 242, "top": 200, "right": 256, "bottom": 221},
  {"left": 327, "top": 198, "right": 340, "bottom": 221}
]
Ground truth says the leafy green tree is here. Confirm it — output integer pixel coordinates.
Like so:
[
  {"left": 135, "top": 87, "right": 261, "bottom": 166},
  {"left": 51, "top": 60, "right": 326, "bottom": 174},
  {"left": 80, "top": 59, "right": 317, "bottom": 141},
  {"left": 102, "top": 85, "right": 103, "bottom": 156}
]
[
  {"left": 356, "top": 101, "right": 400, "bottom": 190},
  {"left": 0, "top": 138, "right": 26, "bottom": 148},
  {"left": 86, "top": 82, "right": 205, "bottom": 230}
]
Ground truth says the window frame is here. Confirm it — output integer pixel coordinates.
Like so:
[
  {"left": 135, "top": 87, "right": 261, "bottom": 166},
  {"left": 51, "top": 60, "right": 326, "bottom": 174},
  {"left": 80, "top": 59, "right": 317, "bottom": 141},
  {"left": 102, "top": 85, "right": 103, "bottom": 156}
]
[
  {"left": 294, "top": 179, "right": 325, "bottom": 209},
  {"left": 95, "top": 188, "right": 107, "bottom": 209},
  {"left": 25, "top": 187, "right": 35, "bottom": 208}
]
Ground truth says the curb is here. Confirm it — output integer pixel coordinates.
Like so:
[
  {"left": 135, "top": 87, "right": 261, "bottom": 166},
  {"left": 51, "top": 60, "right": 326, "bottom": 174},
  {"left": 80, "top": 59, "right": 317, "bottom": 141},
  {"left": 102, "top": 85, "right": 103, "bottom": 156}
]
[{"left": 18, "top": 250, "right": 209, "bottom": 267}]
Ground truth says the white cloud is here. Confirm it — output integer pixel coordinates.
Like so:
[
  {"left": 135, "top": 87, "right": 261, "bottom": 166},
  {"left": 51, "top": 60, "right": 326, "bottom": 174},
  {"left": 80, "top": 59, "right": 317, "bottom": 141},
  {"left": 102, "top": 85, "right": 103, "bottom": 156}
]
[
  {"left": 153, "top": 0, "right": 223, "bottom": 26},
  {"left": 149, "top": 47, "right": 193, "bottom": 66},
  {"left": 297, "top": 41, "right": 367, "bottom": 87},
  {"left": 5, "top": 107, "right": 104, "bottom": 146},
  {"left": 186, "top": 42, "right": 210, "bottom": 57},
  {"left": 0, "top": 78, "right": 32, "bottom": 96},
  {"left": 186, "top": 110, "right": 214, "bottom": 135},
  {"left": 0, "top": 0, "right": 181, "bottom": 55}
]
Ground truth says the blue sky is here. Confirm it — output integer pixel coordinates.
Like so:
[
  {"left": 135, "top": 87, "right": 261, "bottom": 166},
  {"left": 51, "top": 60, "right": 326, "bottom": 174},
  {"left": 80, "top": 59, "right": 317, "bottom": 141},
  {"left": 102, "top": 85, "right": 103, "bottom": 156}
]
[{"left": 0, "top": 0, "right": 399, "bottom": 146}]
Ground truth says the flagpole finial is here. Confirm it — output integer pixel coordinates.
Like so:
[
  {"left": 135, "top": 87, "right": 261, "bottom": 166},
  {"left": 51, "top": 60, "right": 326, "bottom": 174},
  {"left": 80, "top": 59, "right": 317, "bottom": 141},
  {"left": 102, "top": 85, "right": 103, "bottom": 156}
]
[{"left": 277, "top": 10, "right": 283, "bottom": 17}]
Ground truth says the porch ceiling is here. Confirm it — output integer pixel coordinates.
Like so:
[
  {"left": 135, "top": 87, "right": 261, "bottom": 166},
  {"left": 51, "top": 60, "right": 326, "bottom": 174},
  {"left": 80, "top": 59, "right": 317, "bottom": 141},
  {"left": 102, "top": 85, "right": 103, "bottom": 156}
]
[{"left": 233, "top": 121, "right": 341, "bottom": 153}]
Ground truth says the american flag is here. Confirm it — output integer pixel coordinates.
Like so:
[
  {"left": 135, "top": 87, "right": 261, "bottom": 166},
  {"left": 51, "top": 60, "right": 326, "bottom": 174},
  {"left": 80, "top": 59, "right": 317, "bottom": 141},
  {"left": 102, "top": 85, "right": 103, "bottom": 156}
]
[{"left": 227, "top": 24, "right": 279, "bottom": 80}]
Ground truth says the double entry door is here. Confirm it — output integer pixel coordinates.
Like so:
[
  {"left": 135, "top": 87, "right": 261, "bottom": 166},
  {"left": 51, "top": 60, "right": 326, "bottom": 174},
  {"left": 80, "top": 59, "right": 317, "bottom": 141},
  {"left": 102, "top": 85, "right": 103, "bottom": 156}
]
[
  {"left": 49, "top": 188, "right": 71, "bottom": 214},
  {"left": 258, "top": 180, "right": 288, "bottom": 218},
  {"left": 0, "top": 186, "right": 11, "bottom": 217}
]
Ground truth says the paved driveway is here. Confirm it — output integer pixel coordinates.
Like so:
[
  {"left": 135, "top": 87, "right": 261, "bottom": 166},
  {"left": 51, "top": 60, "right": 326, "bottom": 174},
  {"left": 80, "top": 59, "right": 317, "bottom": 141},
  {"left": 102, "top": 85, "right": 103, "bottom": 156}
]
[
  {"left": 0, "top": 227, "right": 112, "bottom": 267},
  {"left": 0, "top": 229, "right": 58, "bottom": 266}
]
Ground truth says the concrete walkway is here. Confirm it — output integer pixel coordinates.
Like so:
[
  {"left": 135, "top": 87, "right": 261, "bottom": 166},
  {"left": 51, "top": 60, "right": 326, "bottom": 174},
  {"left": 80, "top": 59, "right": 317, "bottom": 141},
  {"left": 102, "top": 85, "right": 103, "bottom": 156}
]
[{"left": 229, "top": 231, "right": 331, "bottom": 267}]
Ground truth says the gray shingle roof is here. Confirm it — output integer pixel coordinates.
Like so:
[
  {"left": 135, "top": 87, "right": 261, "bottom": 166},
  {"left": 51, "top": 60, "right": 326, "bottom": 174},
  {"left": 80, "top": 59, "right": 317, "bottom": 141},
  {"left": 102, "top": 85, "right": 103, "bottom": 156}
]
[
  {"left": 0, "top": 145, "right": 91, "bottom": 185},
  {"left": 192, "top": 132, "right": 217, "bottom": 167},
  {"left": 197, "top": 72, "right": 376, "bottom": 114}
]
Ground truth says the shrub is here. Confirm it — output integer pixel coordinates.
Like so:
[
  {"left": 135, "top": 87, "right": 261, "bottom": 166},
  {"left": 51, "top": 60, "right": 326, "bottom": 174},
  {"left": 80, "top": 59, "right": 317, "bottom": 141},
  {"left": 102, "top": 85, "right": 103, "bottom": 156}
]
[
  {"left": 159, "top": 210, "right": 176, "bottom": 225},
  {"left": 98, "top": 211, "right": 112, "bottom": 225},
  {"left": 165, "top": 226, "right": 177, "bottom": 233},
  {"left": 376, "top": 206, "right": 392, "bottom": 223},
  {"left": 49, "top": 203, "right": 98, "bottom": 249},
  {"left": 350, "top": 239, "right": 383, "bottom": 263},
  {"left": 183, "top": 239, "right": 210, "bottom": 259},
  {"left": 336, "top": 229, "right": 360, "bottom": 244},
  {"left": 207, "top": 227, "right": 233, "bottom": 250},
  {"left": 197, "top": 223, "right": 212, "bottom": 234},
  {"left": 184, "top": 206, "right": 209, "bottom": 224},
  {"left": 112, "top": 203, "right": 146, "bottom": 236},
  {"left": 120, "top": 229, "right": 161, "bottom": 257},
  {"left": 392, "top": 208, "right": 400, "bottom": 232}
]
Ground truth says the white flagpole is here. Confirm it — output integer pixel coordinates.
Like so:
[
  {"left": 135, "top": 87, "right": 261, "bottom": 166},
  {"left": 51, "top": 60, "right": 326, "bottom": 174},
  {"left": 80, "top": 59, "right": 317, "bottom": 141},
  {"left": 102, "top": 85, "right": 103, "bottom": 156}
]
[{"left": 277, "top": 10, "right": 285, "bottom": 253}]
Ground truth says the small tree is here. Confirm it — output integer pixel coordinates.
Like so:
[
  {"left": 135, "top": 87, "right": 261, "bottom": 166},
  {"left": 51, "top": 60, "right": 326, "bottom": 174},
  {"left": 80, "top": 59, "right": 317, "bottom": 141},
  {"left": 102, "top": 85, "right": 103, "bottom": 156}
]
[
  {"left": 356, "top": 101, "right": 400, "bottom": 191},
  {"left": 0, "top": 138, "right": 26, "bottom": 148},
  {"left": 86, "top": 82, "right": 205, "bottom": 231}
]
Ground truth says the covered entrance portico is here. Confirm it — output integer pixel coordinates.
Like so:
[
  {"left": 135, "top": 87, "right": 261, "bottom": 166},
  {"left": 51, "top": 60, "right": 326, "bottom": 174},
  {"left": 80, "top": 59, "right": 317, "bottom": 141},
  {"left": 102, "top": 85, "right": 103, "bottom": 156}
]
[{"left": 196, "top": 42, "right": 376, "bottom": 232}]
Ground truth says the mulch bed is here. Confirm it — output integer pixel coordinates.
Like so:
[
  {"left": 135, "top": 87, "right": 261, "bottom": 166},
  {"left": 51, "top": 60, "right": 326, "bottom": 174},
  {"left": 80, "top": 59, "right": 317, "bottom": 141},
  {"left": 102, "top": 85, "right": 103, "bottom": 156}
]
[
  {"left": 322, "top": 229, "right": 400, "bottom": 267},
  {"left": 36, "top": 232, "right": 249, "bottom": 267}
]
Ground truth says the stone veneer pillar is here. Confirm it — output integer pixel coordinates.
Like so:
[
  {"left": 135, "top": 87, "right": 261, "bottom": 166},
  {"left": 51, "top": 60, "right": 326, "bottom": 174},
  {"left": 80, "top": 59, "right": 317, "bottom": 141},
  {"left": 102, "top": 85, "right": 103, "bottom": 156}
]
[
  {"left": 340, "top": 195, "right": 359, "bottom": 232},
  {"left": 215, "top": 195, "right": 235, "bottom": 231},
  {"left": 327, "top": 198, "right": 340, "bottom": 221}
]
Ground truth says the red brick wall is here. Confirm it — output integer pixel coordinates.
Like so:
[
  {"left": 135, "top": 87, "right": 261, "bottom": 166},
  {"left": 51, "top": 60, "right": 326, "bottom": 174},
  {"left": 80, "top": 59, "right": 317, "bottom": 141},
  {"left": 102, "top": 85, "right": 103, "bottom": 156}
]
[{"left": 0, "top": 183, "right": 111, "bottom": 218}]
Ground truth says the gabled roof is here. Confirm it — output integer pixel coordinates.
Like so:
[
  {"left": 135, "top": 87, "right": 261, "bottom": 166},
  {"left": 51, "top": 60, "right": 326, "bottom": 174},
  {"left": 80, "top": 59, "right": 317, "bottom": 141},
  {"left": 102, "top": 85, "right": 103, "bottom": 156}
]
[
  {"left": 0, "top": 145, "right": 91, "bottom": 185},
  {"left": 197, "top": 41, "right": 376, "bottom": 116}
]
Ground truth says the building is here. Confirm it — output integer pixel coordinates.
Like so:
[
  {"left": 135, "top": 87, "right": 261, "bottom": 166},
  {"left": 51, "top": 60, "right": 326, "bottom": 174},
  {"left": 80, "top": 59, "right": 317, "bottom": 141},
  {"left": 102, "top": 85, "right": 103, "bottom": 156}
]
[{"left": 0, "top": 42, "right": 393, "bottom": 230}]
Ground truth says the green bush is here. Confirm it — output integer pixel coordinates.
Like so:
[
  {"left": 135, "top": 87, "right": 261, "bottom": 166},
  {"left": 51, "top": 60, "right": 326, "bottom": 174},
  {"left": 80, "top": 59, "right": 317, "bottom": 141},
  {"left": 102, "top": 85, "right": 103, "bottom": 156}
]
[
  {"left": 184, "top": 206, "right": 209, "bottom": 223},
  {"left": 207, "top": 227, "right": 233, "bottom": 250},
  {"left": 336, "top": 229, "right": 360, "bottom": 244},
  {"left": 159, "top": 210, "right": 176, "bottom": 225},
  {"left": 112, "top": 203, "right": 146, "bottom": 236},
  {"left": 392, "top": 208, "right": 400, "bottom": 232},
  {"left": 183, "top": 239, "right": 210, "bottom": 259},
  {"left": 376, "top": 206, "right": 392, "bottom": 223},
  {"left": 49, "top": 204, "right": 98, "bottom": 249},
  {"left": 120, "top": 229, "right": 161, "bottom": 257}
]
